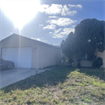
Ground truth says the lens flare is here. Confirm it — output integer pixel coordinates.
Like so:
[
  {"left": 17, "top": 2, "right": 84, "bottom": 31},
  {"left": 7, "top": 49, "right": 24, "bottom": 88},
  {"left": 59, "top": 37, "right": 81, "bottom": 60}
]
[{"left": 0, "top": 0, "right": 41, "bottom": 30}]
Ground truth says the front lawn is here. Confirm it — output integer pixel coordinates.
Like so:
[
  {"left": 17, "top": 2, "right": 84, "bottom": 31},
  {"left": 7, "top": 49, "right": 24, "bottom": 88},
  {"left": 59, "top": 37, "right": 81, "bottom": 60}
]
[{"left": 0, "top": 67, "right": 105, "bottom": 105}]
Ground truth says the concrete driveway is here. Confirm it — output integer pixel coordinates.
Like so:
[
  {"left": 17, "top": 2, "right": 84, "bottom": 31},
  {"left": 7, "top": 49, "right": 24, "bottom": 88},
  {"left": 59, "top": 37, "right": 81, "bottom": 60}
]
[{"left": 0, "top": 68, "right": 46, "bottom": 89}]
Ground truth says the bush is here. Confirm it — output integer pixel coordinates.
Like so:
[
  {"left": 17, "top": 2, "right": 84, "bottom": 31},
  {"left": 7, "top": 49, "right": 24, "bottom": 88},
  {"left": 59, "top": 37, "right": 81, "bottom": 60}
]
[{"left": 92, "top": 57, "right": 103, "bottom": 68}]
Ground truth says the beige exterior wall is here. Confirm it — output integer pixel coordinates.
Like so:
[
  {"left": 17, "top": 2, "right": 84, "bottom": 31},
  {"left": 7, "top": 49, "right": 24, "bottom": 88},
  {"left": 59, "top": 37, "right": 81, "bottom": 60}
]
[
  {"left": 0, "top": 35, "right": 36, "bottom": 57},
  {"left": 0, "top": 34, "right": 61, "bottom": 69},
  {"left": 72, "top": 58, "right": 92, "bottom": 67},
  {"left": 80, "top": 60, "right": 92, "bottom": 67},
  {"left": 97, "top": 51, "right": 105, "bottom": 68},
  {"left": 38, "top": 43, "right": 60, "bottom": 68},
  {"left": 72, "top": 50, "right": 105, "bottom": 68}
]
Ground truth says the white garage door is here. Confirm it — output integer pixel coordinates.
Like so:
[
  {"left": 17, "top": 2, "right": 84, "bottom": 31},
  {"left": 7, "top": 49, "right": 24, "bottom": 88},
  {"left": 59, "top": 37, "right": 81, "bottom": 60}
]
[{"left": 2, "top": 47, "right": 32, "bottom": 68}]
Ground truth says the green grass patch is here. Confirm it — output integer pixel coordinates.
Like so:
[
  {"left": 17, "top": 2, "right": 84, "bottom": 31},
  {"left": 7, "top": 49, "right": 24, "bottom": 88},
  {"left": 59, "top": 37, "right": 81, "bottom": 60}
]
[{"left": 0, "top": 67, "right": 105, "bottom": 104}]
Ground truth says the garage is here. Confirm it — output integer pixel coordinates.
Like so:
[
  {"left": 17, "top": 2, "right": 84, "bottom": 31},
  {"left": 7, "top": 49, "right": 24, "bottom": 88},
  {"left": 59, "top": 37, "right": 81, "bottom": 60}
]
[
  {"left": 0, "top": 33, "right": 61, "bottom": 69},
  {"left": 2, "top": 47, "right": 32, "bottom": 68}
]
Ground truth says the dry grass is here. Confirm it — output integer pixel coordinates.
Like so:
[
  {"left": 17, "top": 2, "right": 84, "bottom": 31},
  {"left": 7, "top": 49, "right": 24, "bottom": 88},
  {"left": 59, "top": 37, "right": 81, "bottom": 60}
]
[{"left": 0, "top": 67, "right": 105, "bottom": 105}]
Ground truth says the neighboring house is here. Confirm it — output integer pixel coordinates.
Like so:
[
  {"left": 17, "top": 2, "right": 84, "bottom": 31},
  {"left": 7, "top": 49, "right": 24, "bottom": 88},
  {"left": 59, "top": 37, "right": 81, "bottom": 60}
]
[
  {"left": 0, "top": 34, "right": 61, "bottom": 69},
  {"left": 97, "top": 50, "right": 105, "bottom": 68},
  {"left": 72, "top": 54, "right": 93, "bottom": 68},
  {"left": 72, "top": 51, "right": 105, "bottom": 68}
]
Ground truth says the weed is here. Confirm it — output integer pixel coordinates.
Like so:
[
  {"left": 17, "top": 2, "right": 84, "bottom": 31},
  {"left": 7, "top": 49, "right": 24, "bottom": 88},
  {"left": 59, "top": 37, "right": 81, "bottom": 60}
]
[{"left": 0, "top": 67, "right": 105, "bottom": 104}]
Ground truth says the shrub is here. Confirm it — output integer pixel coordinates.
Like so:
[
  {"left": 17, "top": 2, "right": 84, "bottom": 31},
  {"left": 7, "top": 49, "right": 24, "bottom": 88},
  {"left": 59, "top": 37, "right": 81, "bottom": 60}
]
[{"left": 92, "top": 57, "right": 103, "bottom": 68}]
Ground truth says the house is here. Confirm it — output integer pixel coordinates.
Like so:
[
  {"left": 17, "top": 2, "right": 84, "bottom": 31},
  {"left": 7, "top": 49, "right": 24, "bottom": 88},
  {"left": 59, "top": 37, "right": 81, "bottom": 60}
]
[
  {"left": 0, "top": 34, "right": 61, "bottom": 69},
  {"left": 97, "top": 50, "right": 105, "bottom": 68},
  {"left": 72, "top": 54, "right": 93, "bottom": 68},
  {"left": 72, "top": 51, "right": 105, "bottom": 68}
]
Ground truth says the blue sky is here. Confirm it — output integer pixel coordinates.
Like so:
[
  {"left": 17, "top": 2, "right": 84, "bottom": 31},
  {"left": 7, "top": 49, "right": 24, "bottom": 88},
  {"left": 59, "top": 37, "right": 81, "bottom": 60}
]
[{"left": 0, "top": 0, "right": 104, "bottom": 45}]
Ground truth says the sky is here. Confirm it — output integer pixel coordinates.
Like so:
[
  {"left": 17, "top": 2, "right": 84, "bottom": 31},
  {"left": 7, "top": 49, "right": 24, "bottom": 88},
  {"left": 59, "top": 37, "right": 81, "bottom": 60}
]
[{"left": 0, "top": 0, "right": 105, "bottom": 45}]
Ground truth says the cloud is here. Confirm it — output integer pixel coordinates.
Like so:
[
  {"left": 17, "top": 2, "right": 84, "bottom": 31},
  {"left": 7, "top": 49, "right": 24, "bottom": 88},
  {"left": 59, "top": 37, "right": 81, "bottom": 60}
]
[
  {"left": 49, "top": 16, "right": 58, "bottom": 18},
  {"left": 48, "top": 18, "right": 77, "bottom": 26},
  {"left": 35, "top": 38, "right": 42, "bottom": 41},
  {"left": 39, "top": 24, "right": 43, "bottom": 26},
  {"left": 60, "top": 28, "right": 75, "bottom": 35},
  {"left": 71, "top": 25, "right": 76, "bottom": 28},
  {"left": 68, "top": 4, "right": 83, "bottom": 8},
  {"left": 39, "top": 4, "right": 81, "bottom": 38},
  {"left": 61, "top": 5, "right": 77, "bottom": 16},
  {"left": 43, "top": 24, "right": 56, "bottom": 30},
  {"left": 40, "top": 4, "right": 62, "bottom": 15},
  {"left": 61, "top": 5, "right": 69, "bottom": 16},
  {"left": 43, "top": 17, "right": 76, "bottom": 32},
  {"left": 39, "top": 4, "right": 82, "bottom": 16},
  {"left": 53, "top": 34, "right": 64, "bottom": 38},
  {"left": 31, "top": 37, "right": 46, "bottom": 42},
  {"left": 66, "top": 11, "right": 77, "bottom": 16},
  {"left": 52, "top": 27, "right": 74, "bottom": 38},
  {"left": 49, "top": 32, "right": 53, "bottom": 34},
  {"left": 39, "top": 4, "right": 49, "bottom": 12},
  {"left": 54, "top": 28, "right": 62, "bottom": 34}
]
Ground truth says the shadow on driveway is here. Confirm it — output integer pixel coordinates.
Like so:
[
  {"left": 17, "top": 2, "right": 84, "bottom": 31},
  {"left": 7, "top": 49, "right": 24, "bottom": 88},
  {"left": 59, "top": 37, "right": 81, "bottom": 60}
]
[
  {"left": 1, "top": 67, "right": 105, "bottom": 93},
  {"left": 0, "top": 68, "right": 46, "bottom": 89},
  {"left": 1, "top": 67, "right": 75, "bottom": 93}
]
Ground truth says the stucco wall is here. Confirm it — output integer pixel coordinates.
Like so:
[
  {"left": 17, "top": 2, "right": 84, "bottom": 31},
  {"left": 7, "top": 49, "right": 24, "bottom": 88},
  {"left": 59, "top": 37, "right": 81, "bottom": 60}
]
[
  {"left": 0, "top": 34, "right": 61, "bottom": 69},
  {"left": 0, "top": 36, "right": 34, "bottom": 68},
  {"left": 97, "top": 51, "right": 105, "bottom": 68},
  {"left": 38, "top": 43, "right": 60, "bottom": 68},
  {"left": 80, "top": 60, "right": 92, "bottom": 67},
  {"left": 72, "top": 58, "right": 92, "bottom": 67}
]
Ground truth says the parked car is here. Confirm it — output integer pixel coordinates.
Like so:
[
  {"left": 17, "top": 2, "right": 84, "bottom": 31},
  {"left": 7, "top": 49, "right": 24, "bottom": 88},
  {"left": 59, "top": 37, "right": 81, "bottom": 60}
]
[{"left": 0, "top": 58, "right": 14, "bottom": 70}]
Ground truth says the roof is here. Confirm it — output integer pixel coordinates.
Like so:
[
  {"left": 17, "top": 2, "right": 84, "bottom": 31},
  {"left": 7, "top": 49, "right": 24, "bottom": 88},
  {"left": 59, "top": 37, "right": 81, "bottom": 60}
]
[{"left": 0, "top": 33, "right": 60, "bottom": 49}]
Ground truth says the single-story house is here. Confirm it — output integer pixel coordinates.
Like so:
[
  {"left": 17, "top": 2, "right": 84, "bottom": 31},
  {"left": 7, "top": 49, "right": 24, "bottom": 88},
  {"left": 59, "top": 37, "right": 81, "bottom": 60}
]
[
  {"left": 72, "top": 50, "right": 105, "bottom": 68},
  {"left": 0, "top": 34, "right": 61, "bottom": 69}
]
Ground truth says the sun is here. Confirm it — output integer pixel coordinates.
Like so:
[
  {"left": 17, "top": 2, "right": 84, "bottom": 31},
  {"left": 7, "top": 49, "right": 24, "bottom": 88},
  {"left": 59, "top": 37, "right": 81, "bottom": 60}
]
[{"left": 0, "top": 0, "right": 41, "bottom": 31}]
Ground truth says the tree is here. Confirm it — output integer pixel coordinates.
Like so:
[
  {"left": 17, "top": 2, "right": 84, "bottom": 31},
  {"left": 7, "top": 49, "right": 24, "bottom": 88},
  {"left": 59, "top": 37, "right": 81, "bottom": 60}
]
[
  {"left": 61, "top": 18, "right": 105, "bottom": 66},
  {"left": 92, "top": 57, "right": 103, "bottom": 68},
  {"left": 61, "top": 32, "right": 74, "bottom": 65}
]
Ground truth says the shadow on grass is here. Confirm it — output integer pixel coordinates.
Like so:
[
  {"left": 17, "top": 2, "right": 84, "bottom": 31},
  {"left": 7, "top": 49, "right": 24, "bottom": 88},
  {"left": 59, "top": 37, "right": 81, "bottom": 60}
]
[
  {"left": 1, "top": 67, "right": 75, "bottom": 93},
  {"left": 78, "top": 67, "right": 105, "bottom": 81},
  {"left": 1, "top": 67, "right": 105, "bottom": 93}
]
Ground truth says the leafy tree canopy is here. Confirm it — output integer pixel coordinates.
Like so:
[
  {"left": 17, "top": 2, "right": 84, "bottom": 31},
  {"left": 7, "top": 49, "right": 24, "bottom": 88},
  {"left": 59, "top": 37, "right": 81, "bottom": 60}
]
[{"left": 61, "top": 18, "right": 105, "bottom": 63}]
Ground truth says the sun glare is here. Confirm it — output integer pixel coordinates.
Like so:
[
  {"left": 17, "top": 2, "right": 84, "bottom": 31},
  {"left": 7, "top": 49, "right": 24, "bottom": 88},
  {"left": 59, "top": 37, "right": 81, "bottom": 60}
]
[{"left": 0, "top": 0, "right": 40, "bottom": 31}]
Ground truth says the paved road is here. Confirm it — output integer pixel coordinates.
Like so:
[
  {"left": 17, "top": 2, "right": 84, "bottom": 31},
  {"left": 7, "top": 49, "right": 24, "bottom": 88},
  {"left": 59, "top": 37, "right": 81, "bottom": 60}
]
[{"left": 0, "top": 68, "right": 46, "bottom": 89}]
